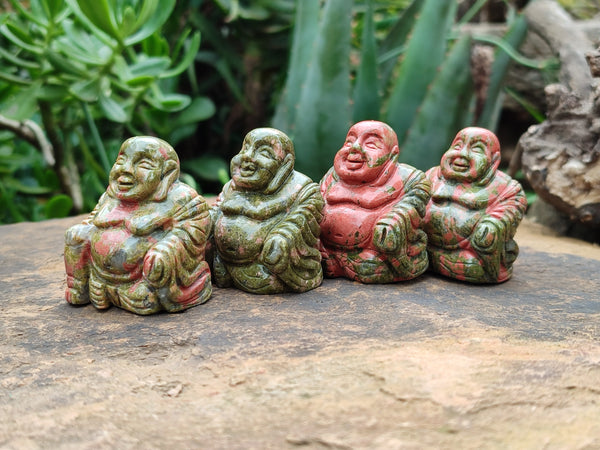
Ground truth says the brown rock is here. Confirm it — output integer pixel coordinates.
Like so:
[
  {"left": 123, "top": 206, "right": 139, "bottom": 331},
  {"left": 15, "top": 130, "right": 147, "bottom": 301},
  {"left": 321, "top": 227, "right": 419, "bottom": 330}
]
[{"left": 0, "top": 216, "right": 599, "bottom": 447}]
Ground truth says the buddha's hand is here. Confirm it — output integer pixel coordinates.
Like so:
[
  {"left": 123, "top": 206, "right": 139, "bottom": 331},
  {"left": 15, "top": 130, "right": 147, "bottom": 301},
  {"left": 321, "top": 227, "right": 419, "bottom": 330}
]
[
  {"left": 143, "top": 247, "right": 172, "bottom": 287},
  {"left": 472, "top": 219, "right": 500, "bottom": 252},
  {"left": 65, "top": 223, "right": 93, "bottom": 247},
  {"left": 262, "top": 234, "right": 290, "bottom": 274},
  {"left": 373, "top": 219, "right": 405, "bottom": 254}
]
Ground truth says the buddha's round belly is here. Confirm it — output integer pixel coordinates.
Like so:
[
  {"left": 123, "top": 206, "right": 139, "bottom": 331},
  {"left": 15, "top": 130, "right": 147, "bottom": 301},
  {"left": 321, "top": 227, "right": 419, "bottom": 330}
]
[
  {"left": 425, "top": 202, "right": 482, "bottom": 248},
  {"left": 321, "top": 204, "right": 377, "bottom": 248},
  {"left": 91, "top": 227, "right": 163, "bottom": 273},
  {"left": 215, "top": 215, "right": 274, "bottom": 263}
]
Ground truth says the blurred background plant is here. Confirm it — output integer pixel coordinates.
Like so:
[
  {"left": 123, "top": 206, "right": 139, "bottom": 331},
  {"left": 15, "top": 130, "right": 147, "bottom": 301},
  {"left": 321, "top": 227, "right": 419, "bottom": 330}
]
[
  {"left": 0, "top": 0, "right": 568, "bottom": 223},
  {"left": 557, "top": 0, "right": 600, "bottom": 18},
  {"left": 272, "top": 0, "right": 559, "bottom": 179},
  {"left": 0, "top": 0, "right": 210, "bottom": 221}
]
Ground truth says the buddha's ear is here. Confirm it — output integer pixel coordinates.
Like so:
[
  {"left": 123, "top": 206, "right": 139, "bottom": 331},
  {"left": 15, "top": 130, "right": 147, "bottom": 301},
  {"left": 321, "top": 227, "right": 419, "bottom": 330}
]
[
  {"left": 153, "top": 160, "right": 179, "bottom": 202},
  {"left": 490, "top": 151, "right": 501, "bottom": 172},
  {"left": 264, "top": 153, "right": 294, "bottom": 194},
  {"left": 390, "top": 144, "right": 400, "bottom": 162}
]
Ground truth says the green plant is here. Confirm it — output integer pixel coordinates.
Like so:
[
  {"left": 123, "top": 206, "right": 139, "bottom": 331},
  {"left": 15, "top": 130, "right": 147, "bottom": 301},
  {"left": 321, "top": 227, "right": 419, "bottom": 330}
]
[
  {"left": 557, "top": 0, "right": 600, "bottom": 18},
  {"left": 272, "top": 0, "right": 548, "bottom": 180},
  {"left": 0, "top": 0, "right": 211, "bottom": 220},
  {"left": 0, "top": 129, "right": 70, "bottom": 223},
  {"left": 184, "top": 0, "right": 295, "bottom": 158}
]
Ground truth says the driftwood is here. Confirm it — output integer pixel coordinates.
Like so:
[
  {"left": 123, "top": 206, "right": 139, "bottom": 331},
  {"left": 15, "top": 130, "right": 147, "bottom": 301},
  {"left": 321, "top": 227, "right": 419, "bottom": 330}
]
[
  {"left": 461, "top": 17, "right": 600, "bottom": 116},
  {"left": 518, "top": 0, "right": 600, "bottom": 227}
]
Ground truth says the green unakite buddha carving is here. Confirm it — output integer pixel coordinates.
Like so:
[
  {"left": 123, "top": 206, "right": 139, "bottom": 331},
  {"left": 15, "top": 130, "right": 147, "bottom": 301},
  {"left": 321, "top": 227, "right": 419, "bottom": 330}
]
[
  {"left": 423, "top": 127, "right": 527, "bottom": 283},
  {"left": 210, "top": 128, "right": 324, "bottom": 294},
  {"left": 64, "top": 136, "right": 212, "bottom": 314}
]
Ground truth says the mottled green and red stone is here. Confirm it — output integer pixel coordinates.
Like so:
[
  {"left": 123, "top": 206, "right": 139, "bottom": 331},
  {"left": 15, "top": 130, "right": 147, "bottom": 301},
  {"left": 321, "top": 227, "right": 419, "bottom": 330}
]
[
  {"left": 210, "top": 128, "right": 324, "bottom": 294},
  {"left": 64, "top": 136, "right": 212, "bottom": 314},
  {"left": 319, "top": 121, "right": 431, "bottom": 283},
  {"left": 423, "top": 127, "right": 527, "bottom": 283}
]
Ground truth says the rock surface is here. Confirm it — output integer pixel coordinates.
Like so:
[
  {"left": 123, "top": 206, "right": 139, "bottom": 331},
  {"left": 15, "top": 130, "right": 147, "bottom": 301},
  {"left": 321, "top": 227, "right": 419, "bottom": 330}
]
[{"left": 1, "top": 216, "right": 599, "bottom": 448}]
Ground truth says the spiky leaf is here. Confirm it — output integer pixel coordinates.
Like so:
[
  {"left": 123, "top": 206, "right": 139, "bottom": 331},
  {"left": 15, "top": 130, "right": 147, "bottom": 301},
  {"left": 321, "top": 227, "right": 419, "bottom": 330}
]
[
  {"left": 400, "top": 35, "right": 474, "bottom": 170},
  {"left": 271, "top": 0, "right": 320, "bottom": 130},
  {"left": 353, "top": 0, "right": 379, "bottom": 122},
  {"left": 378, "top": 0, "right": 425, "bottom": 91},
  {"left": 385, "top": 0, "right": 456, "bottom": 145},
  {"left": 477, "top": 13, "right": 528, "bottom": 129},
  {"left": 288, "top": 0, "right": 353, "bottom": 180}
]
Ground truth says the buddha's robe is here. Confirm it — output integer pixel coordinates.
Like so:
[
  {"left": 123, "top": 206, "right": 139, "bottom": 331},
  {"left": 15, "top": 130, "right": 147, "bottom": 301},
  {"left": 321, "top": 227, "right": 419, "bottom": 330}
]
[
  {"left": 212, "top": 171, "right": 324, "bottom": 294},
  {"left": 423, "top": 167, "right": 527, "bottom": 283},
  {"left": 319, "top": 162, "right": 431, "bottom": 283},
  {"left": 64, "top": 182, "right": 211, "bottom": 314}
]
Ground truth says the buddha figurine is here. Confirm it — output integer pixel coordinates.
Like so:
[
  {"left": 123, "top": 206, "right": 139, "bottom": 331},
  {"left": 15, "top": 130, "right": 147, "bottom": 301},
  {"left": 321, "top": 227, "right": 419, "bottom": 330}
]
[
  {"left": 319, "top": 120, "right": 431, "bottom": 283},
  {"left": 64, "top": 136, "right": 212, "bottom": 315},
  {"left": 211, "top": 127, "right": 324, "bottom": 294},
  {"left": 423, "top": 127, "right": 527, "bottom": 283}
]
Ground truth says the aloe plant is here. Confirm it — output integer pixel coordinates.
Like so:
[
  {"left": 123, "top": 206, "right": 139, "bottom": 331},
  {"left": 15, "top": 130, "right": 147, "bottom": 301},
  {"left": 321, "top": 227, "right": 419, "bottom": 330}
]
[
  {"left": 272, "top": 0, "right": 357, "bottom": 178},
  {"left": 352, "top": 0, "right": 379, "bottom": 123},
  {"left": 272, "top": 0, "right": 532, "bottom": 178},
  {"left": 274, "top": 0, "right": 353, "bottom": 179},
  {"left": 400, "top": 34, "right": 474, "bottom": 169},
  {"left": 385, "top": 0, "right": 457, "bottom": 146}
]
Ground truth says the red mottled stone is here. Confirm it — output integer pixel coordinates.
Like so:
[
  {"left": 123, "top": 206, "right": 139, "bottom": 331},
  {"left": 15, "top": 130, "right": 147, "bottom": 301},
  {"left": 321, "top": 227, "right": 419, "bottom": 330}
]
[
  {"left": 319, "top": 121, "right": 431, "bottom": 283},
  {"left": 211, "top": 128, "right": 324, "bottom": 294},
  {"left": 423, "top": 127, "right": 527, "bottom": 283},
  {"left": 64, "top": 136, "right": 212, "bottom": 315}
]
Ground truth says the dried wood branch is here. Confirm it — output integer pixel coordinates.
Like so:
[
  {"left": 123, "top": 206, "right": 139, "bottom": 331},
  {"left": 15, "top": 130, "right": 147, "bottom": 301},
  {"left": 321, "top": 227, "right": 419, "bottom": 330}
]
[{"left": 0, "top": 114, "right": 55, "bottom": 166}]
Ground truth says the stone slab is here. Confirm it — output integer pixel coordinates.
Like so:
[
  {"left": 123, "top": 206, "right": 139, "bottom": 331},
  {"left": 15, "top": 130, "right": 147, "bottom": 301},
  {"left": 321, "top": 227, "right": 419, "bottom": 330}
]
[{"left": 0, "top": 216, "right": 599, "bottom": 448}]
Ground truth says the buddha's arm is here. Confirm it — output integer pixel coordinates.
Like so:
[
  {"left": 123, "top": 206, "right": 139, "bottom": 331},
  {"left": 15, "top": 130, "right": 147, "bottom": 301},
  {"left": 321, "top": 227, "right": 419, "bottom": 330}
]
[
  {"left": 373, "top": 168, "right": 432, "bottom": 253},
  {"left": 470, "top": 178, "right": 527, "bottom": 280},
  {"left": 472, "top": 178, "right": 527, "bottom": 252},
  {"left": 485, "top": 178, "right": 527, "bottom": 233},
  {"left": 144, "top": 194, "right": 211, "bottom": 288},
  {"left": 64, "top": 194, "right": 110, "bottom": 303},
  {"left": 261, "top": 181, "right": 324, "bottom": 276}
]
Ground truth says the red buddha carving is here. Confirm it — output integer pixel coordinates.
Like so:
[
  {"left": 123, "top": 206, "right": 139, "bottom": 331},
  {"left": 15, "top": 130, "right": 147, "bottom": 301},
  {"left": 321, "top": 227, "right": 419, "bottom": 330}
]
[
  {"left": 319, "top": 120, "right": 431, "bottom": 283},
  {"left": 211, "top": 128, "right": 324, "bottom": 294},
  {"left": 423, "top": 127, "right": 527, "bottom": 283},
  {"left": 64, "top": 136, "right": 212, "bottom": 314}
]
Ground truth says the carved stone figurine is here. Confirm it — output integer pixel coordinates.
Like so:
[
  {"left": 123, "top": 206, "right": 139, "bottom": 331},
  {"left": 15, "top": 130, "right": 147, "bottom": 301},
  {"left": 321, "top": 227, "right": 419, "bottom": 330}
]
[
  {"left": 211, "top": 127, "right": 324, "bottom": 294},
  {"left": 423, "top": 127, "right": 527, "bottom": 283},
  {"left": 64, "top": 136, "right": 212, "bottom": 314},
  {"left": 319, "top": 120, "right": 431, "bottom": 283}
]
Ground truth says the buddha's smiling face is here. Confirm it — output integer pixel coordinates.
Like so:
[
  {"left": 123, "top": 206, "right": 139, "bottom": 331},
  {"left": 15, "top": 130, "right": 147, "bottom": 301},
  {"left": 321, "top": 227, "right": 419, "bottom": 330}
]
[
  {"left": 231, "top": 129, "right": 285, "bottom": 192},
  {"left": 441, "top": 127, "right": 500, "bottom": 183},
  {"left": 109, "top": 138, "right": 165, "bottom": 202},
  {"left": 334, "top": 121, "right": 398, "bottom": 185}
]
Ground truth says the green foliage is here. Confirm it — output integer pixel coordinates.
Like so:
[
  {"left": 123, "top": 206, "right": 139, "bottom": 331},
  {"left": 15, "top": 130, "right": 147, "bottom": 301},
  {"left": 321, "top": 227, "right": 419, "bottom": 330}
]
[
  {"left": 184, "top": 0, "right": 295, "bottom": 169},
  {"left": 0, "top": 0, "right": 212, "bottom": 222},
  {"left": 0, "top": 0, "right": 551, "bottom": 224},
  {"left": 272, "top": 0, "right": 535, "bottom": 178},
  {"left": 0, "top": 131, "right": 70, "bottom": 222},
  {"left": 386, "top": 1, "right": 457, "bottom": 145},
  {"left": 400, "top": 34, "right": 474, "bottom": 169},
  {"left": 274, "top": 0, "right": 353, "bottom": 178},
  {"left": 558, "top": 0, "right": 600, "bottom": 19}
]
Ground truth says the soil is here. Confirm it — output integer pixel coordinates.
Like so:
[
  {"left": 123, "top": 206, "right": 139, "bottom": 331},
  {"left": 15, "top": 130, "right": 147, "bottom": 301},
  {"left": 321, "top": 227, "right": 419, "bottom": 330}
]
[{"left": 0, "top": 216, "right": 599, "bottom": 449}]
